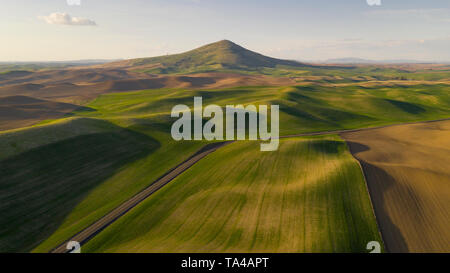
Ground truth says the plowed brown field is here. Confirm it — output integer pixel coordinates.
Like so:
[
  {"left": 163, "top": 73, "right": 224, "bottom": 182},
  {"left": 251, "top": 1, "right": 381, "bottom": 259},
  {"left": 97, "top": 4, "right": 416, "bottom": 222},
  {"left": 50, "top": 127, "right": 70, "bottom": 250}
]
[{"left": 341, "top": 120, "right": 450, "bottom": 252}]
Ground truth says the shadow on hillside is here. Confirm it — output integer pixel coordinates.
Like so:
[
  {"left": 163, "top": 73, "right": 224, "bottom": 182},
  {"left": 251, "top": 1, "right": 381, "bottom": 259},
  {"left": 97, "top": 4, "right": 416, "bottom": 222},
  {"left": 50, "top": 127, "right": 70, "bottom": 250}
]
[
  {"left": 308, "top": 139, "right": 346, "bottom": 154},
  {"left": 345, "top": 140, "right": 409, "bottom": 253},
  {"left": 384, "top": 99, "right": 425, "bottom": 114},
  {"left": 0, "top": 123, "right": 160, "bottom": 252},
  {"left": 344, "top": 141, "right": 370, "bottom": 154},
  {"left": 358, "top": 161, "right": 410, "bottom": 253}
]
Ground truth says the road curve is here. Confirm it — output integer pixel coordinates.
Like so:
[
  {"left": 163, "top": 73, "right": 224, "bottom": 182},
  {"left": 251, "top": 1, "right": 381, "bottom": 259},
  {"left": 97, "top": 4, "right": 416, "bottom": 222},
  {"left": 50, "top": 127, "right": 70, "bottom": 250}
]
[{"left": 51, "top": 141, "right": 231, "bottom": 253}]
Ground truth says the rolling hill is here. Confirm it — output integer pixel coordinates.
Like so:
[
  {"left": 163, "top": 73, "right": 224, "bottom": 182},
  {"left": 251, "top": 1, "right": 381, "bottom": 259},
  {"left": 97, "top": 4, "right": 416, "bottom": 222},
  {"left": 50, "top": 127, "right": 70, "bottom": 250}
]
[
  {"left": 342, "top": 120, "right": 450, "bottom": 252},
  {"left": 104, "top": 40, "right": 307, "bottom": 73},
  {"left": 18, "top": 82, "right": 449, "bottom": 253},
  {"left": 0, "top": 96, "right": 85, "bottom": 131},
  {"left": 83, "top": 136, "right": 383, "bottom": 253},
  {"left": 0, "top": 39, "right": 449, "bottom": 253}
]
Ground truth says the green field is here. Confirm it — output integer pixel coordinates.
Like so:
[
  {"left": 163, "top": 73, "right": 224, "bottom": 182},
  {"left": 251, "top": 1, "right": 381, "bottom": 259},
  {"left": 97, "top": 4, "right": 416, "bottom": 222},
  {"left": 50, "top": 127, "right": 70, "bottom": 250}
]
[
  {"left": 0, "top": 117, "right": 206, "bottom": 252},
  {"left": 0, "top": 79, "right": 449, "bottom": 252},
  {"left": 83, "top": 136, "right": 382, "bottom": 252},
  {"left": 75, "top": 83, "right": 450, "bottom": 135},
  {"left": 1, "top": 39, "right": 449, "bottom": 253}
]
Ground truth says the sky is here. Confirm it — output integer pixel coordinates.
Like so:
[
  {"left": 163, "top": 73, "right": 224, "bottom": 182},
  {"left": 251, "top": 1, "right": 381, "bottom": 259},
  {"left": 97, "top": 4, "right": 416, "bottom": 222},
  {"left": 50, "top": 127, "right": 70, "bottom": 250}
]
[{"left": 1, "top": 0, "right": 450, "bottom": 62}]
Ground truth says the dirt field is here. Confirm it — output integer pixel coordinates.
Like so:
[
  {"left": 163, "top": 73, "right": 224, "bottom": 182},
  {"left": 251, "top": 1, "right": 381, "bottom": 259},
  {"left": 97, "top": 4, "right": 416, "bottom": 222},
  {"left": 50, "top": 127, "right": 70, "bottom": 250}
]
[
  {"left": 0, "top": 70, "right": 296, "bottom": 104},
  {"left": 341, "top": 120, "right": 450, "bottom": 253},
  {"left": 0, "top": 96, "right": 82, "bottom": 130},
  {"left": 0, "top": 70, "right": 296, "bottom": 131}
]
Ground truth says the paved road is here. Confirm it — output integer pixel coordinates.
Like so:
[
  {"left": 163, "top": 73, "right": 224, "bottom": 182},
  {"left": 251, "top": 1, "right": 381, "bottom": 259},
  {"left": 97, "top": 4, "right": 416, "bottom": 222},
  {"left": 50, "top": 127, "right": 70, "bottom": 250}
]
[
  {"left": 51, "top": 117, "right": 450, "bottom": 253},
  {"left": 51, "top": 141, "right": 231, "bottom": 253},
  {"left": 280, "top": 117, "right": 450, "bottom": 139}
]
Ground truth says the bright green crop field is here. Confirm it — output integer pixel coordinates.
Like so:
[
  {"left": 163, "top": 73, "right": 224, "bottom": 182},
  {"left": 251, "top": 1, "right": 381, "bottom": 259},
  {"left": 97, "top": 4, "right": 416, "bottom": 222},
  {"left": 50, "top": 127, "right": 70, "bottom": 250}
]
[
  {"left": 0, "top": 117, "right": 205, "bottom": 252},
  {"left": 0, "top": 79, "right": 449, "bottom": 252},
  {"left": 83, "top": 136, "right": 383, "bottom": 253},
  {"left": 76, "top": 83, "right": 450, "bottom": 135}
]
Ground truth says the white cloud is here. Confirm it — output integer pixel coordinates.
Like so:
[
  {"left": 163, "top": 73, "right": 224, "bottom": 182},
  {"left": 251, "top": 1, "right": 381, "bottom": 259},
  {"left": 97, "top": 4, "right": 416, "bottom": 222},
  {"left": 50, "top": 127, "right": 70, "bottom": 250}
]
[{"left": 38, "top": 12, "right": 96, "bottom": 26}]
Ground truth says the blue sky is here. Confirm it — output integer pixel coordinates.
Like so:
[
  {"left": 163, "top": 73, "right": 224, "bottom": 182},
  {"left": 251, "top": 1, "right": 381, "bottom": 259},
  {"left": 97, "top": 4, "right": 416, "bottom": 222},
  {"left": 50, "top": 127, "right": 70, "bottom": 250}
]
[{"left": 1, "top": 0, "right": 450, "bottom": 61}]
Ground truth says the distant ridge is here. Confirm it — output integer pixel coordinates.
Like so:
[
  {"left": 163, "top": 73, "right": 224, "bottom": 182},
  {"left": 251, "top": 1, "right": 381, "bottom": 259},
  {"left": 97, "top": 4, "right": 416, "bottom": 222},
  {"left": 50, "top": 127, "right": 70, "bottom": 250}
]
[
  {"left": 105, "top": 40, "right": 306, "bottom": 73},
  {"left": 321, "top": 57, "right": 446, "bottom": 64}
]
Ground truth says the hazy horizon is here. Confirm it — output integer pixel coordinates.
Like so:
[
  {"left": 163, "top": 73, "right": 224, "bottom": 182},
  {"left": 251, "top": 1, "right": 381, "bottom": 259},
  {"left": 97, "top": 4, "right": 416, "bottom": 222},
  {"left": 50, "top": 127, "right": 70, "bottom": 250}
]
[{"left": 2, "top": 0, "right": 450, "bottom": 62}]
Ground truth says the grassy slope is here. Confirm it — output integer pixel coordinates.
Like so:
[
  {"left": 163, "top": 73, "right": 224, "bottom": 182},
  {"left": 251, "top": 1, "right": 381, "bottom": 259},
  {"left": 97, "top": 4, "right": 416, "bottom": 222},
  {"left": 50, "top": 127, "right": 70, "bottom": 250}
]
[
  {"left": 0, "top": 125, "right": 157, "bottom": 252},
  {"left": 32, "top": 138, "right": 204, "bottom": 253},
  {"left": 0, "top": 118, "right": 115, "bottom": 161},
  {"left": 1, "top": 75, "right": 448, "bottom": 252},
  {"left": 0, "top": 117, "right": 204, "bottom": 253},
  {"left": 129, "top": 40, "right": 305, "bottom": 74},
  {"left": 74, "top": 83, "right": 450, "bottom": 135},
  {"left": 122, "top": 40, "right": 450, "bottom": 82},
  {"left": 84, "top": 136, "right": 383, "bottom": 253},
  {"left": 276, "top": 84, "right": 450, "bottom": 133},
  {"left": 29, "top": 117, "right": 206, "bottom": 252}
]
